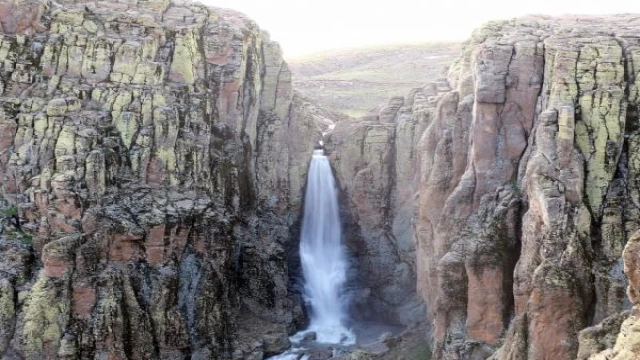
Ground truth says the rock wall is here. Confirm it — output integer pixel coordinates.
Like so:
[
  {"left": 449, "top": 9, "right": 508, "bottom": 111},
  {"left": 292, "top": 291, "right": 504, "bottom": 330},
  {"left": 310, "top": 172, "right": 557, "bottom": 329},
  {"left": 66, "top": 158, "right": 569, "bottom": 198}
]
[
  {"left": 325, "top": 87, "right": 449, "bottom": 325},
  {"left": 0, "top": 0, "right": 321, "bottom": 359},
  {"left": 6, "top": 3, "right": 640, "bottom": 360},
  {"left": 325, "top": 14, "right": 640, "bottom": 360},
  {"left": 408, "top": 15, "right": 640, "bottom": 360},
  {"left": 586, "top": 230, "right": 640, "bottom": 359}
]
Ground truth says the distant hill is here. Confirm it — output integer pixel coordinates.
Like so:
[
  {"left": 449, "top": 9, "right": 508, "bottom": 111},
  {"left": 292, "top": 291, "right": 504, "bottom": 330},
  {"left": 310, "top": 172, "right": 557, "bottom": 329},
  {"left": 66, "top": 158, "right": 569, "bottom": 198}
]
[{"left": 287, "top": 42, "right": 462, "bottom": 118}]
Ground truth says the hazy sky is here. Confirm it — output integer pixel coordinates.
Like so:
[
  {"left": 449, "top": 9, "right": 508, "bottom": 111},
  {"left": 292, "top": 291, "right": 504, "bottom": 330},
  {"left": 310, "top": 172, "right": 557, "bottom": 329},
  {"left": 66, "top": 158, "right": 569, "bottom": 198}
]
[{"left": 202, "top": 0, "right": 640, "bottom": 59}]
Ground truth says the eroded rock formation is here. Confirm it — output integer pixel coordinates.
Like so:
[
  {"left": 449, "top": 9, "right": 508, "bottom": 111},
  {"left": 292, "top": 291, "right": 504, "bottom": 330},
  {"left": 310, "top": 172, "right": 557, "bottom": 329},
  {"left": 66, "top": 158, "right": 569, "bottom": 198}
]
[
  {"left": 424, "top": 15, "right": 640, "bottom": 360},
  {"left": 588, "top": 230, "right": 640, "bottom": 359},
  {"left": 326, "top": 14, "right": 640, "bottom": 360},
  {"left": 0, "top": 0, "right": 323, "bottom": 358},
  {"left": 5, "top": 1, "right": 640, "bottom": 359},
  {"left": 325, "top": 88, "right": 447, "bottom": 326}
]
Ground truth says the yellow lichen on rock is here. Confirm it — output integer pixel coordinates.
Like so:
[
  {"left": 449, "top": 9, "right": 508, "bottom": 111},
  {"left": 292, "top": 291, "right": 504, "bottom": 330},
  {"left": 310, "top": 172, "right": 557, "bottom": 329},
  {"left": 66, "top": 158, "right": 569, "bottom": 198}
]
[
  {"left": 575, "top": 89, "right": 626, "bottom": 215},
  {"left": 0, "top": 279, "right": 15, "bottom": 353},
  {"left": 609, "top": 311, "right": 640, "bottom": 359},
  {"left": 169, "top": 29, "right": 201, "bottom": 84},
  {"left": 54, "top": 124, "right": 76, "bottom": 157},
  {"left": 21, "top": 274, "right": 69, "bottom": 358},
  {"left": 81, "top": 39, "right": 113, "bottom": 83}
]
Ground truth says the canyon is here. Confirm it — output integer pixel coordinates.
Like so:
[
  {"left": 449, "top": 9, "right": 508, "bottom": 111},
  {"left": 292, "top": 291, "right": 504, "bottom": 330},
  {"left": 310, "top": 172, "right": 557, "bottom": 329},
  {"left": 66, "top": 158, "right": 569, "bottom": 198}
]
[{"left": 1, "top": 1, "right": 640, "bottom": 359}]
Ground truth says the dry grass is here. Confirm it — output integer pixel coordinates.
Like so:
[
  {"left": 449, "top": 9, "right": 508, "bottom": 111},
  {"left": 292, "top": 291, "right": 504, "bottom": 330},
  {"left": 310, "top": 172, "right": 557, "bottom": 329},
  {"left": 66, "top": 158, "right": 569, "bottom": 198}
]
[{"left": 288, "top": 42, "right": 461, "bottom": 117}]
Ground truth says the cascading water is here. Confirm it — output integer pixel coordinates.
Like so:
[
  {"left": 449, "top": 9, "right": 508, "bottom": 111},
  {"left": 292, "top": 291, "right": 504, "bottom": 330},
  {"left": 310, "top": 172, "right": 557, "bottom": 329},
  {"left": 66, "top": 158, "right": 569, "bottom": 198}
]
[
  {"left": 269, "top": 149, "right": 354, "bottom": 360},
  {"left": 298, "top": 149, "right": 354, "bottom": 344}
]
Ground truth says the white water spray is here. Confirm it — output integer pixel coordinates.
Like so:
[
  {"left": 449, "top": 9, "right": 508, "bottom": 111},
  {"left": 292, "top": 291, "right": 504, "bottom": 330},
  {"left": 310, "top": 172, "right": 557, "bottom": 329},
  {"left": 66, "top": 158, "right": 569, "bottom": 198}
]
[
  {"left": 297, "top": 149, "right": 354, "bottom": 344},
  {"left": 268, "top": 150, "right": 355, "bottom": 360}
]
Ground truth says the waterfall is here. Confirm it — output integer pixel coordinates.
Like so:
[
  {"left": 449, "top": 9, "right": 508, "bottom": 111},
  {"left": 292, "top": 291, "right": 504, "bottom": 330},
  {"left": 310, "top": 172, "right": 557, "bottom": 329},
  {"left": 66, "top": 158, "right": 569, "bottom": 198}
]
[
  {"left": 267, "top": 149, "right": 355, "bottom": 360},
  {"left": 298, "top": 149, "right": 354, "bottom": 344}
]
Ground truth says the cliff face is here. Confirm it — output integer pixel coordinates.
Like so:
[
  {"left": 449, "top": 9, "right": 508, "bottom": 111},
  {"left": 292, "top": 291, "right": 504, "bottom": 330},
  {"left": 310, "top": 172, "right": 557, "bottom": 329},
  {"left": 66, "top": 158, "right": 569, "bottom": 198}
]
[
  {"left": 589, "top": 230, "right": 640, "bottom": 359},
  {"left": 440, "top": 15, "right": 640, "bottom": 360},
  {"left": 0, "top": 0, "right": 321, "bottom": 359},
  {"left": 418, "top": 15, "right": 640, "bottom": 360},
  {"left": 327, "top": 14, "right": 640, "bottom": 360},
  {"left": 325, "top": 87, "right": 448, "bottom": 325},
  {"left": 5, "top": 2, "right": 640, "bottom": 360}
]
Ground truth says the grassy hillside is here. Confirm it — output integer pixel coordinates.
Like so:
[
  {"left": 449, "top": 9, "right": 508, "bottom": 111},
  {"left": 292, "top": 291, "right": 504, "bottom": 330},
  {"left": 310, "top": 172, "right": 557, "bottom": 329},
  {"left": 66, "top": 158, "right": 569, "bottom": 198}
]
[{"left": 287, "top": 42, "right": 461, "bottom": 117}]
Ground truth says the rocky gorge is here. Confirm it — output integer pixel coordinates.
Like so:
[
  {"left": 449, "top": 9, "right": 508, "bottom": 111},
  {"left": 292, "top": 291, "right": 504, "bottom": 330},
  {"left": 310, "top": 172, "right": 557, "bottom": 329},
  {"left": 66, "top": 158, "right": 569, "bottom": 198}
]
[{"left": 2, "top": 1, "right": 640, "bottom": 359}]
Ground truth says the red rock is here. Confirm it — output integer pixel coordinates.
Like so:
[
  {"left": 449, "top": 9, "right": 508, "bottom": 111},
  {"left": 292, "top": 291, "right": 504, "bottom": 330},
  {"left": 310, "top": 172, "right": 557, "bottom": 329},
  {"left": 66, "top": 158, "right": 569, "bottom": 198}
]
[
  {"left": 466, "top": 267, "right": 505, "bottom": 344},
  {"left": 72, "top": 286, "right": 96, "bottom": 318},
  {"left": 528, "top": 285, "right": 582, "bottom": 360},
  {"left": 0, "top": 0, "right": 47, "bottom": 35},
  {"left": 146, "top": 225, "right": 166, "bottom": 265},
  {"left": 109, "top": 233, "right": 144, "bottom": 264}
]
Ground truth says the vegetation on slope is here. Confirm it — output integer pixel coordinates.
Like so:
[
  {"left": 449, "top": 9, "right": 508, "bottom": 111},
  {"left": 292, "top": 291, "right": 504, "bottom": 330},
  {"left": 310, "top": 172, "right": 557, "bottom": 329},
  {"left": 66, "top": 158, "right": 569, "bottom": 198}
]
[{"left": 288, "top": 42, "right": 461, "bottom": 117}]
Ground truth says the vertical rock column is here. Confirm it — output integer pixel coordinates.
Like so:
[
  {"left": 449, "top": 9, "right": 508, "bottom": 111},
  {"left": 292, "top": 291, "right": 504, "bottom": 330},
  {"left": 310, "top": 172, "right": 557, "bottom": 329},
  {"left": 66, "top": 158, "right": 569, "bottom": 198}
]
[{"left": 0, "top": 1, "right": 321, "bottom": 359}]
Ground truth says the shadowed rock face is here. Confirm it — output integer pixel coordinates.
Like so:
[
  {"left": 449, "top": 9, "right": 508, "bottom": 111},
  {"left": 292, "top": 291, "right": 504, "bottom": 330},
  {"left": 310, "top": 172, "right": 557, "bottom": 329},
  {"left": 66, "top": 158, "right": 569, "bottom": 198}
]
[
  {"left": 324, "top": 87, "right": 444, "bottom": 327},
  {"left": 0, "top": 0, "right": 325, "bottom": 358},
  {"left": 577, "top": 230, "right": 640, "bottom": 360}
]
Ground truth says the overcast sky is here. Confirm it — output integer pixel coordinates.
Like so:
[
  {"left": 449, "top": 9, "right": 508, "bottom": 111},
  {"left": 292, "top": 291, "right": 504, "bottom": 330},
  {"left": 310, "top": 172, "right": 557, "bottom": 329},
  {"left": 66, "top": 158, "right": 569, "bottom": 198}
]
[{"left": 202, "top": 0, "right": 640, "bottom": 59}]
